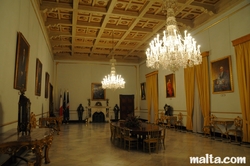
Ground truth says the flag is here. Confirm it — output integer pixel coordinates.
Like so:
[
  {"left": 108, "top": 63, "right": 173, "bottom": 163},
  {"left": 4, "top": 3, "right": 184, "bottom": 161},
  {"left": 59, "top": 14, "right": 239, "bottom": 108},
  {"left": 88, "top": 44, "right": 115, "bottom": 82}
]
[
  {"left": 59, "top": 90, "right": 63, "bottom": 116},
  {"left": 63, "top": 91, "right": 67, "bottom": 122},
  {"left": 66, "top": 91, "right": 70, "bottom": 120}
]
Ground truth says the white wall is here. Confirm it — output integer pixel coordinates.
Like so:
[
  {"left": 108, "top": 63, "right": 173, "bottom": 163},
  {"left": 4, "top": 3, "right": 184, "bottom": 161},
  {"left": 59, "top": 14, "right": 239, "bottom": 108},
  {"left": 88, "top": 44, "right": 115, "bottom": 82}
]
[
  {"left": 139, "top": 0, "right": 250, "bottom": 126},
  {"left": 0, "top": 0, "right": 54, "bottom": 133},
  {"left": 55, "top": 61, "right": 138, "bottom": 120}
]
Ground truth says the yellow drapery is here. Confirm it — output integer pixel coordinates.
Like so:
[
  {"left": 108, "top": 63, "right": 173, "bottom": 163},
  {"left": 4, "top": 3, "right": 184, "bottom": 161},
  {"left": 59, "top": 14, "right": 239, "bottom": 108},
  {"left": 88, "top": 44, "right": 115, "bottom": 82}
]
[
  {"left": 146, "top": 71, "right": 159, "bottom": 123},
  {"left": 232, "top": 34, "right": 250, "bottom": 142},
  {"left": 184, "top": 67, "right": 195, "bottom": 130},
  {"left": 195, "top": 52, "right": 211, "bottom": 128}
]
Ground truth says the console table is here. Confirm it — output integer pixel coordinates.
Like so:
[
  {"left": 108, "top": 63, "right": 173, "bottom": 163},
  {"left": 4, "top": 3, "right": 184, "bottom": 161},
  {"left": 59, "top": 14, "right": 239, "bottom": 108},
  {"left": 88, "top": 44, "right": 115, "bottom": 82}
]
[
  {"left": 213, "top": 118, "right": 234, "bottom": 140},
  {"left": 39, "top": 116, "right": 63, "bottom": 135},
  {"left": 158, "top": 115, "right": 177, "bottom": 128},
  {"left": 0, "top": 128, "right": 54, "bottom": 166}
]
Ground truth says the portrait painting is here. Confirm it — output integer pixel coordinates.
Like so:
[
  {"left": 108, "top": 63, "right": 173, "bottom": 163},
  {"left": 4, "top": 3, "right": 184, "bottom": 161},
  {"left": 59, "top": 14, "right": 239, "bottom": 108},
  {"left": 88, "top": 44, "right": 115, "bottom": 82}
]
[
  {"left": 140, "top": 82, "right": 146, "bottom": 100},
  {"left": 210, "top": 55, "right": 233, "bottom": 94},
  {"left": 91, "top": 83, "right": 106, "bottom": 100},
  {"left": 165, "top": 74, "right": 176, "bottom": 98},
  {"left": 45, "top": 72, "right": 49, "bottom": 98},
  {"left": 35, "top": 58, "right": 43, "bottom": 96},
  {"left": 14, "top": 32, "right": 30, "bottom": 91}
]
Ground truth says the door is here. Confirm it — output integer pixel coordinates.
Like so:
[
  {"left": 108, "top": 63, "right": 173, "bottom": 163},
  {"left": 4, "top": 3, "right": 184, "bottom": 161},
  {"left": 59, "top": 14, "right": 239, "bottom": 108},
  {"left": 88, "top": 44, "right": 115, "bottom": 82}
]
[{"left": 119, "top": 95, "right": 134, "bottom": 120}]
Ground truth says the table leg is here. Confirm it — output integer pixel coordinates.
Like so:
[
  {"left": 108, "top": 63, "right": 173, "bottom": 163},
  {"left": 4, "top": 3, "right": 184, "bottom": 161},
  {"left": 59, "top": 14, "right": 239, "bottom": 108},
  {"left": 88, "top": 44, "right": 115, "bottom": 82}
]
[
  {"left": 44, "top": 135, "right": 53, "bottom": 164},
  {"left": 32, "top": 144, "right": 43, "bottom": 166}
]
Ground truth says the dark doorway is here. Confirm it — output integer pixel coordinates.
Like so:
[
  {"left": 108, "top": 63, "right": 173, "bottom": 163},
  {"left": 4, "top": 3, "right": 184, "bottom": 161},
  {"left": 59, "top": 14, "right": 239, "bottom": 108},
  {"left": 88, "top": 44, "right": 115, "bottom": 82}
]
[
  {"left": 92, "top": 112, "right": 105, "bottom": 123},
  {"left": 119, "top": 95, "right": 134, "bottom": 120}
]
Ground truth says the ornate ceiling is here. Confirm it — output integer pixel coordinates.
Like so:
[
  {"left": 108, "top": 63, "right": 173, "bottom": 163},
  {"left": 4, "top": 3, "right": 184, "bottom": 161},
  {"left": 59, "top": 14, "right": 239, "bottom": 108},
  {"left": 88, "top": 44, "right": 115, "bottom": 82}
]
[{"left": 37, "top": 0, "right": 242, "bottom": 63}]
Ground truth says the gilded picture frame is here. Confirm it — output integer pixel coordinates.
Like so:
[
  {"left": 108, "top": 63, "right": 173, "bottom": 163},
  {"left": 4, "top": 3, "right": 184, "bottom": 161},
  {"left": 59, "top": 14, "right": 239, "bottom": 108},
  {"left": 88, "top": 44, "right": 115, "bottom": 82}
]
[
  {"left": 91, "top": 83, "right": 106, "bottom": 100},
  {"left": 35, "top": 58, "right": 43, "bottom": 96},
  {"left": 210, "top": 55, "right": 233, "bottom": 94},
  {"left": 165, "top": 74, "right": 176, "bottom": 98},
  {"left": 140, "top": 82, "right": 146, "bottom": 100},
  {"left": 14, "top": 32, "right": 30, "bottom": 91},
  {"left": 45, "top": 72, "right": 49, "bottom": 98}
]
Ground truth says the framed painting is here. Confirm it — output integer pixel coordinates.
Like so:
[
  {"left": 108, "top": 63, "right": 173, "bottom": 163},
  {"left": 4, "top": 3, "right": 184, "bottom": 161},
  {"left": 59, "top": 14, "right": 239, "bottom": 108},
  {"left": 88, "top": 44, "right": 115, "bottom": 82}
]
[
  {"left": 35, "top": 58, "right": 43, "bottom": 96},
  {"left": 140, "top": 82, "right": 146, "bottom": 100},
  {"left": 91, "top": 83, "right": 106, "bottom": 100},
  {"left": 165, "top": 74, "right": 176, "bottom": 98},
  {"left": 210, "top": 55, "right": 233, "bottom": 94},
  {"left": 45, "top": 72, "right": 49, "bottom": 98},
  {"left": 13, "top": 32, "right": 30, "bottom": 91}
]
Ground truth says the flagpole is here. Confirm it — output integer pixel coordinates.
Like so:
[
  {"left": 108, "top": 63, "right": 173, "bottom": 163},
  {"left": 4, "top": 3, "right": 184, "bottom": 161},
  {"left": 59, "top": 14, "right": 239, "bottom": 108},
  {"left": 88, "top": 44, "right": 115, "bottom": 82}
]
[
  {"left": 59, "top": 90, "right": 63, "bottom": 116},
  {"left": 66, "top": 90, "right": 70, "bottom": 123}
]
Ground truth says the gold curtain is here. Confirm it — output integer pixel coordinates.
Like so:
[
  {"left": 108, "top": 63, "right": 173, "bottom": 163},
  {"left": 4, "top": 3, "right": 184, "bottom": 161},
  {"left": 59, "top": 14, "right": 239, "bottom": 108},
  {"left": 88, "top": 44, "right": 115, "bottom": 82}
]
[
  {"left": 184, "top": 67, "right": 195, "bottom": 130},
  {"left": 146, "top": 76, "right": 152, "bottom": 121},
  {"left": 232, "top": 34, "right": 250, "bottom": 142},
  {"left": 146, "top": 71, "right": 159, "bottom": 123},
  {"left": 195, "top": 52, "right": 210, "bottom": 127}
]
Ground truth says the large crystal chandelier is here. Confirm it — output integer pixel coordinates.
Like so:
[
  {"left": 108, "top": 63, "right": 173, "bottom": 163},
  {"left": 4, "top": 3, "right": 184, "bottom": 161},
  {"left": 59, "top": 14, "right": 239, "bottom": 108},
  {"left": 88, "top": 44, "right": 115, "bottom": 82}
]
[
  {"left": 101, "top": 31, "right": 125, "bottom": 90},
  {"left": 146, "top": 0, "right": 202, "bottom": 72}
]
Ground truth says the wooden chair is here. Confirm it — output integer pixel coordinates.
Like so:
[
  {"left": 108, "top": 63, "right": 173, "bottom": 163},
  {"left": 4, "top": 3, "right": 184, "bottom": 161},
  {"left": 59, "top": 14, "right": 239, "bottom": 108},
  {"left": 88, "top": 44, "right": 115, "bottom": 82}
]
[
  {"left": 175, "top": 113, "right": 183, "bottom": 131},
  {"left": 228, "top": 116, "right": 243, "bottom": 144},
  {"left": 114, "top": 126, "right": 124, "bottom": 147},
  {"left": 143, "top": 130, "right": 160, "bottom": 154},
  {"left": 203, "top": 114, "right": 216, "bottom": 139},
  {"left": 159, "top": 127, "right": 166, "bottom": 150},
  {"left": 156, "top": 112, "right": 166, "bottom": 126},
  {"left": 110, "top": 123, "right": 116, "bottom": 142},
  {"left": 123, "top": 128, "right": 138, "bottom": 151},
  {"left": 30, "top": 112, "right": 39, "bottom": 129}
]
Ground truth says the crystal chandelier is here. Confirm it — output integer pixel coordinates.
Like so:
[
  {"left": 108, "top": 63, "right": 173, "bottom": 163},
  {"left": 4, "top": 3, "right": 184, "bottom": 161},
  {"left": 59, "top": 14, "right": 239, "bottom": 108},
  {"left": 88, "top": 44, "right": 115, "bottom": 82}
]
[
  {"left": 146, "top": 0, "right": 202, "bottom": 72},
  {"left": 101, "top": 31, "right": 125, "bottom": 90}
]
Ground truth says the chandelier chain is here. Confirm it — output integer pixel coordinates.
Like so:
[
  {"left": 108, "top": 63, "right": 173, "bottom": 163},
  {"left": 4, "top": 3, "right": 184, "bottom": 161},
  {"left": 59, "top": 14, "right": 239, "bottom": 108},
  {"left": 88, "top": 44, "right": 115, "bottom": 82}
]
[{"left": 101, "top": 30, "right": 125, "bottom": 90}]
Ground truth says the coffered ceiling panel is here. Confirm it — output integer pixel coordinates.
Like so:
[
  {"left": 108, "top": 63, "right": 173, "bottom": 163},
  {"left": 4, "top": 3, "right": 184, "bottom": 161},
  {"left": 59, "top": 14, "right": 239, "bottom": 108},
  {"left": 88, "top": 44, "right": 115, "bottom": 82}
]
[{"left": 37, "top": 0, "right": 243, "bottom": 63}]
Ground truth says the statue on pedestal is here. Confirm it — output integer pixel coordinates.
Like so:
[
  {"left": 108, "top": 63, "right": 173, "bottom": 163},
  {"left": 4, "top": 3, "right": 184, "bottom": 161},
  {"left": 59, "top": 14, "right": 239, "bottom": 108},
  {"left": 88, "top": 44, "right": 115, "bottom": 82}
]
[
  {"left": 113, "top": 104, "right": 120, "bottom": 120},
  {"left": 77, "top": 104, "right": 84, "bottom": 122}
]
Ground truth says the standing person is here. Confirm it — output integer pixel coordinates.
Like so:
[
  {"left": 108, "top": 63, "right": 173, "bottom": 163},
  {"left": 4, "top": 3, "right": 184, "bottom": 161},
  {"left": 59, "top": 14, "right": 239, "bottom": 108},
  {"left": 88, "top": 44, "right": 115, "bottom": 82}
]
[{"left": 77, "top": 104, "right": 84, "bottom": 122}]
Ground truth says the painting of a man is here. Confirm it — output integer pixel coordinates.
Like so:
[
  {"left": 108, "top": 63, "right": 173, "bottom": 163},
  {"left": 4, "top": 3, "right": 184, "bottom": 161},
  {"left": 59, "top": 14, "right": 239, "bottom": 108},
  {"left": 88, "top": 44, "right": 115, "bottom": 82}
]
[
  {"left": 14, "top": 32, "right": 30, "bottom": 91},
  {"left": 214, "top": 66, "right": 231, "bottom": 92},
  {"left": 165, "top": 74, "right": 175, "bottom": 98},
  {"left": 35, "top": 58, "right": 42, "bottom": 96},
  {"left": 211, "top": 56, "right": 233, "bottom": 93},
  {"left": 141, "top": 83, "right": 146, "bottom": 100},
  {"left": 167, "top": 79, "right": 174, "bottom": 97}
]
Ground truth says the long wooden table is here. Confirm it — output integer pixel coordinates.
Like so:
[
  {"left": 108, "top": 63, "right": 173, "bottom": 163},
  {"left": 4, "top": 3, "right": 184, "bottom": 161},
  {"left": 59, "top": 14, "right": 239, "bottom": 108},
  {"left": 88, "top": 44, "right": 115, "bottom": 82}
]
[
  {"left": 0, "top": 128, "right": 54, "bottom": 166},
  {"left": 111, "top": 121, "right": 163, "bottom": 150},
  {"left": 111, "top": 121, "right": 163, "bottom": 137}
]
